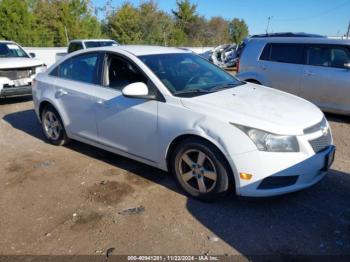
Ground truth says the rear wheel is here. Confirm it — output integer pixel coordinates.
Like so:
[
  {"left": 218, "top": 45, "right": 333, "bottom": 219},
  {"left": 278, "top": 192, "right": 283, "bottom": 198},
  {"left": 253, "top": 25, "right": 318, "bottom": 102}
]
[
  {"left": 171, "top": 138, "right": 232, "bottom": 201},
  {"left": 41, "top": 105, "right": 70, "bottom": 146}
]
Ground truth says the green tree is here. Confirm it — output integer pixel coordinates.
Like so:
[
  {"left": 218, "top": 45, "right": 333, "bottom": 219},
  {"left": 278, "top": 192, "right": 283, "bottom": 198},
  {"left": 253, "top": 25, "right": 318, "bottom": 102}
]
[
  {"left": 105, "top": 2, "right": 142, "bottom": 44},
  {"left": 229, "top": 18, "right": 249, "bottom": 44},
  {"left": 172, "top": 0, "right": 199, "bottom": 45},
  {"left": 32, "top": 0, "right": 102, "bottom": 46},
  {"left": 138, "top": 1, "right": 174, "bottom": 45},
  {"left": 0, "top": 0, "right": 39, "bottom": 46},
  {"left": 207, "top": 17, "right": 230, "bottom": 45}
]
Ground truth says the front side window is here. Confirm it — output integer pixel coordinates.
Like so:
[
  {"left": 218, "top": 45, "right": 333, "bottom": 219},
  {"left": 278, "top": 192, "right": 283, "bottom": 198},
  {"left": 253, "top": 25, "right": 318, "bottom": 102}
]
[
  {"left": 139, "top": 53, "right": 243, "bottom": 96},
  {"left": 105, "top": 55, "right": 147, "bottom": 90},
  {"left": 260, "top": 43, "right": 304, "bottom": 64},
  {"left": 50, "top": 52, "right": 101, "bottom": 85},
  {"left": 307, "top": 45, "right": 350, "bottom": 68},
  {"left": 0, "top": 43, "right": 29, "bottom": 58}
]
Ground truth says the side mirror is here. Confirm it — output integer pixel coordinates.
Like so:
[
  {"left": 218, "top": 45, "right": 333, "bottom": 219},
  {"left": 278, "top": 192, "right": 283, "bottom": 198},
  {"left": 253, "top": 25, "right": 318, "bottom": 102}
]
[
  {"left": 122, "top": 82, "right": 155, "bottom": 99},
  {"left": 29, "top": 52, "right": 36, "bottom": 58},
  {"left": 344, "top": 62, "right": 350, "bottom": 69}
]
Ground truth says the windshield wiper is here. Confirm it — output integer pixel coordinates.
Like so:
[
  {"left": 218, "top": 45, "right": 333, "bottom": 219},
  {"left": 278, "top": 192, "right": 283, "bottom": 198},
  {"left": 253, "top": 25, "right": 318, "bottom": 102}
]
[
  {"left": 174, "top": 89, "right": 213, "bottom": 95},
  {"left": 209, "top": 83, "right": 243, "bottom": 92}
]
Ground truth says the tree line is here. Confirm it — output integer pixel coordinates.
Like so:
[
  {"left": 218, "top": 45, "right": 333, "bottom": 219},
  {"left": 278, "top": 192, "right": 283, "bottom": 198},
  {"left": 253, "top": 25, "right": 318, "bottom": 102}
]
[{"left": 0, "top": 0, "right": 249, "bottom": 47}]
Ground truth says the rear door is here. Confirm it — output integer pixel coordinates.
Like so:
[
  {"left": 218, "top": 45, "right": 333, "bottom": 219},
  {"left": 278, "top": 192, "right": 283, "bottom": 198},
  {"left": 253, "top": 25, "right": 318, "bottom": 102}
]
[
  {"left": 299, "top": 44, "right": 350, "bottom": 113},
  {"left": 49, "top": 52, "right": 103, "bottom": 142},
  {"left": 259, "top": 43, "right": 305, "bottom": 96}
]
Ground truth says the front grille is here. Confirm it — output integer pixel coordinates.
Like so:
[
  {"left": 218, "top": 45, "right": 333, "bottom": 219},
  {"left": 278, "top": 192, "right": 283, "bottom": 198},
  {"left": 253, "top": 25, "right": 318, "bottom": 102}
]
[
  {"left": 258, "top": 176, "right": 298, "bottom": 189},
  {"left": 0, "top": 67, "right": 35, "bottom": 80},
  {"left": 309, "top": 131, "right": 332, "bottom": 153}
]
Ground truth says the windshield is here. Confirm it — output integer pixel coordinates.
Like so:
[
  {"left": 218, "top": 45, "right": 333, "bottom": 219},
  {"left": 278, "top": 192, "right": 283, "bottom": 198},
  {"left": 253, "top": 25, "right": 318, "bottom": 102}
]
[
  {"left": 139, "top": 53, "right": 243, "bottom": 96},
  {"left": 0, "top": 43, "right": 29, "bottom": 58},
  {"left": 85, "top": 41, "right": 119, "bottom": 48}
]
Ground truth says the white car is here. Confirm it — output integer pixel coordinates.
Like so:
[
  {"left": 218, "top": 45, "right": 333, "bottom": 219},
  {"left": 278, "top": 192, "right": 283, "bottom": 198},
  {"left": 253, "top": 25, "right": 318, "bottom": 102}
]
[
  {"left": 0, "top": 41, "right": 46, "bottom": 98},
  {"left": 32, "top": 46, "right": 335, "bottom": 200}
]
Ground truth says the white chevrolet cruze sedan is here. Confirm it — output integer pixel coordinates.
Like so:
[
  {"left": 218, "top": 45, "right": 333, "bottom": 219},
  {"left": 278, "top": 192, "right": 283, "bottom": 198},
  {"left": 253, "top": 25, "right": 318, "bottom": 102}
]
[{"left": 32, "top": 46, "right": 335, "bottom": 200}]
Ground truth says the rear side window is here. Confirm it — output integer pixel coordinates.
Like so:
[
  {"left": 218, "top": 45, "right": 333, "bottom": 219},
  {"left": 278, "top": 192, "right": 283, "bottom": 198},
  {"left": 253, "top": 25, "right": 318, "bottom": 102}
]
[
  {"left": 50, "top": 52, "right": 102, "bottom": 85},
  {"left": 307, "top": 45, "right": 350, "bottom": 68},
  {"left": 68, "top": 42, "right": 83, "bottom": 53},
  {"left": 260, "top": 43, "right": 304, "bottom": 64}
]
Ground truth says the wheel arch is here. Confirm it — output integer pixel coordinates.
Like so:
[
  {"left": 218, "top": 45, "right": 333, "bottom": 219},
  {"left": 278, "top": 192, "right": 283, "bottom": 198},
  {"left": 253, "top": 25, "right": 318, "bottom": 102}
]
[
  {"left": 38, "top": 100, "right": 67, "bottom": 128},
  {"left": 165, "top": 134, "right": 236, "bottom": 191},
  {"left": 245, "top": 79, "right": 261, "bottom": 85}
]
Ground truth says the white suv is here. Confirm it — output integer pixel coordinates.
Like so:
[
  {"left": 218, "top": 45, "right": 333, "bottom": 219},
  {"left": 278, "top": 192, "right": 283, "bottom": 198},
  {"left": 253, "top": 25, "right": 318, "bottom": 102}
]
[
  {"left": 237, "top": 36, "right": 350, "bottom": 115},
  {"left": 33, "top": 45, "right": 335, "bottom": 200}
]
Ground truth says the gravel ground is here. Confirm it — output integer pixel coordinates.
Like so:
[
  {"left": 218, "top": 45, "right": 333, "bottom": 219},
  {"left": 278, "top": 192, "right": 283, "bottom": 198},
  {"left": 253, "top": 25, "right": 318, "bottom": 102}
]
[{"left": 0, "top": 96, "right": 349, "bottom": 257}]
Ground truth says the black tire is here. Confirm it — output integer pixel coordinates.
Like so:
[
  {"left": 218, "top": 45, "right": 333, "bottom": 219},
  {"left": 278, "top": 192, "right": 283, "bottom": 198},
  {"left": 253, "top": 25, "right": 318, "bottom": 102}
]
[
  {"left": 41, "top": 105, "right": 70, "bottom": 146},
  {"left": 170, "top": 137, "right": 233, "bottom": 201}
]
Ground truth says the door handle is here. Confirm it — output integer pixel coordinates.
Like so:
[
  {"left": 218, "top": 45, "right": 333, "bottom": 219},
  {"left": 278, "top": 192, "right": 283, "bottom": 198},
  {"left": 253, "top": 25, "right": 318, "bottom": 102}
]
[
  {"left": 96, "top": 99, "right": 105, "bottom": 105},
  {"left": 261, "top": 65, "right": 267, "bottom": 70},
  {"left": 55, "top": 89, "right": 68, "bottom": 98}
]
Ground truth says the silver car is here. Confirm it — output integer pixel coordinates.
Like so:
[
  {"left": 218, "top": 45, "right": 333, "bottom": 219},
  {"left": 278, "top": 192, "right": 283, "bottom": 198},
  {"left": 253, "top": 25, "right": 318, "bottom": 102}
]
[{"left": 237, "top": 37, "right": 350, "bottom": 115}]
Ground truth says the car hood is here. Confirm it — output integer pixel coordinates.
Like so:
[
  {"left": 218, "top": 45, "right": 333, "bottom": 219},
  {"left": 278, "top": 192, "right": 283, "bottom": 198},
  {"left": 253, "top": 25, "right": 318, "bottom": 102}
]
[
  {"left": 180, "top": 83, "right": 324, "bottom": 135},
  {"left": 0, "top": 58, "right": 44, "bottom": 69}
]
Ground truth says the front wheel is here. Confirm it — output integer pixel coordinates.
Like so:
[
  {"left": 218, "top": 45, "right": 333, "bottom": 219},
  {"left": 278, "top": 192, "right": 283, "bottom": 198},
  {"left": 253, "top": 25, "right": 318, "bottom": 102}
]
[
  {"left": 171, "top": 138, "right": 233, "bottom": 201},
  {"left": 41, "top": 105, "right": 70, "bottom": 146}
]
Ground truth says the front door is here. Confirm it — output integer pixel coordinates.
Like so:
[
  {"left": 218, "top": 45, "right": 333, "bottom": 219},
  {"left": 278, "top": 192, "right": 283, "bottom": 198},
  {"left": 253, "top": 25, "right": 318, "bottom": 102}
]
[{"left": 94, "top": 54, "right": 159, "bottom": 163}]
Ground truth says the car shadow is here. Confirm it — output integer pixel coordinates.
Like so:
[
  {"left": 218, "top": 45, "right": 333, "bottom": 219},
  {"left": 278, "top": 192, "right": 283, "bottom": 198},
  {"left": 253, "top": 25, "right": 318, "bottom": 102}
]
[
  {"left": 0, "top": 95, "right": 32, "bottom": 105},
  {"left": 186, "top": 169, "right": 350, "bottom": 256},
  {"left": 325, "top": 112, "right": 350, "bottom": 124},
  {"left": 3, "top": 109, "right": 350, "bottom": 256},
  {"left": 2, "top": 109, "right": 179, "bottom": 194}
]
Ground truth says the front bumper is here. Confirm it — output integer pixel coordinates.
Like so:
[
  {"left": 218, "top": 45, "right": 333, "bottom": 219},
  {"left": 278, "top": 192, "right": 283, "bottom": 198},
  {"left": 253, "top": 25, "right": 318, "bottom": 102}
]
[
  {"left": 233, "top": 146, "right": 335, "bottom": 197},
  {"left": 0, "top": 85, "right": 32, "bottom": 97}
]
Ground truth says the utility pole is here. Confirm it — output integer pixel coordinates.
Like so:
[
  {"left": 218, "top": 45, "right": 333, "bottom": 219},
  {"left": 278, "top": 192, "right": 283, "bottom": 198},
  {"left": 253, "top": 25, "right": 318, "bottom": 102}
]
[
  {"left": 266, "top": 16, "right": 273, "bottom": 35},
  {"left": 64, "top": 26, "right": 69, "bottom": 45},
  {"left": 346, "top": 20, "right": 350, "bottom": 39}
]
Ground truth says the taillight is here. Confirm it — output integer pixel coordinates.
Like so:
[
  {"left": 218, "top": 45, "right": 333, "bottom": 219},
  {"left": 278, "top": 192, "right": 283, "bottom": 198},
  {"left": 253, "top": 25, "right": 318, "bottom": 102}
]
[{"left": 236, "top": 58, "right": 240, "bottom": 73}]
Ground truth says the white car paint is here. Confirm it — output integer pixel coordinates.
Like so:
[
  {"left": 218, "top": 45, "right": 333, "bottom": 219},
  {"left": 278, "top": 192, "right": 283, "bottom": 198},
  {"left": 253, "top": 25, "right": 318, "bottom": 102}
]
[{"left": 32, "top": 45, "right": 335, "bottom": 197}]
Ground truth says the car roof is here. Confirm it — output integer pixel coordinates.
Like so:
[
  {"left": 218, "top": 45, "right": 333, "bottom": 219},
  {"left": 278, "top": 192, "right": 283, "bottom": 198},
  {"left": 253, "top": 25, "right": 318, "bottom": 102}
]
[
  {"left": 248, "top": 37, "right": 350, "bottom": 45},
  {"left": 0, "top": 40, "right": 16, "bottom": 44},
  {"left": 69, "top": 39, "right": 117, "bottom": 43},
  {"left": 251, "top": 32, "right": 325, "bottom": 38},
  {"left": 101, "top": 45, "right": 191, "bottom": 56}
]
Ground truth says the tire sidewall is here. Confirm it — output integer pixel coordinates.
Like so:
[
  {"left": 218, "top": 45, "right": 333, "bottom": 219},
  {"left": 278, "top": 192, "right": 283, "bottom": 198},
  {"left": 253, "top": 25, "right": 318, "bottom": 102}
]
[
  {"left": 41, "top": 106, "right": 67, "bottom": 146},
  {"left": 171, "top": 138, "right": 231, "bottom": 200}
]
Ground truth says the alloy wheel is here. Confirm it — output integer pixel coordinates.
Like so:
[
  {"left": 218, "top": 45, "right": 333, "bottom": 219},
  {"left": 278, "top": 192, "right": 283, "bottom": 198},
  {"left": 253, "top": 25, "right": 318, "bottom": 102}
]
[
  {"left": 43, "top": 111, "right": 62, "bottom": 140},
  {"left": 178, "top": 149, "right": 217, "bottom": 193}
]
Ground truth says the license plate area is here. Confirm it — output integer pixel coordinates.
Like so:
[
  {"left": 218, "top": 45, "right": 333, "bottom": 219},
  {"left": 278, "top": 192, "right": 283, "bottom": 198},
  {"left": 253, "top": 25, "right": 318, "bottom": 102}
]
[{"left": 13, "top": 78, "right": 31, "bottom": 87}]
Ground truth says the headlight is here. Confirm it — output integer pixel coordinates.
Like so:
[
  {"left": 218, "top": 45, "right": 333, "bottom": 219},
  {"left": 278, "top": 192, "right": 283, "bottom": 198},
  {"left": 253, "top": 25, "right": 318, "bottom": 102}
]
[
  {"left": 35, "top": 64, "right": 47, "bottom": 74},
  {"left": 233, "top": 124, "right": 299, "bottom": 152}
]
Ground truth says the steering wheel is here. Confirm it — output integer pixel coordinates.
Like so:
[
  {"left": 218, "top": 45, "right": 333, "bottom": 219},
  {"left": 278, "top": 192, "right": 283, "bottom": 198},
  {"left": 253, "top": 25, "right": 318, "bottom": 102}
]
[{"left": 185, "top": 72, "right": 203, "bottom": 87}]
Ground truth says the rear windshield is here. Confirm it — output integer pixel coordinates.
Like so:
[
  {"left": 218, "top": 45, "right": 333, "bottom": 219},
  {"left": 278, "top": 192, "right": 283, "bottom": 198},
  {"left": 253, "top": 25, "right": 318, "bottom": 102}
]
[{"left": 84, "top": 41, "right": 119, "bottom": 48}]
